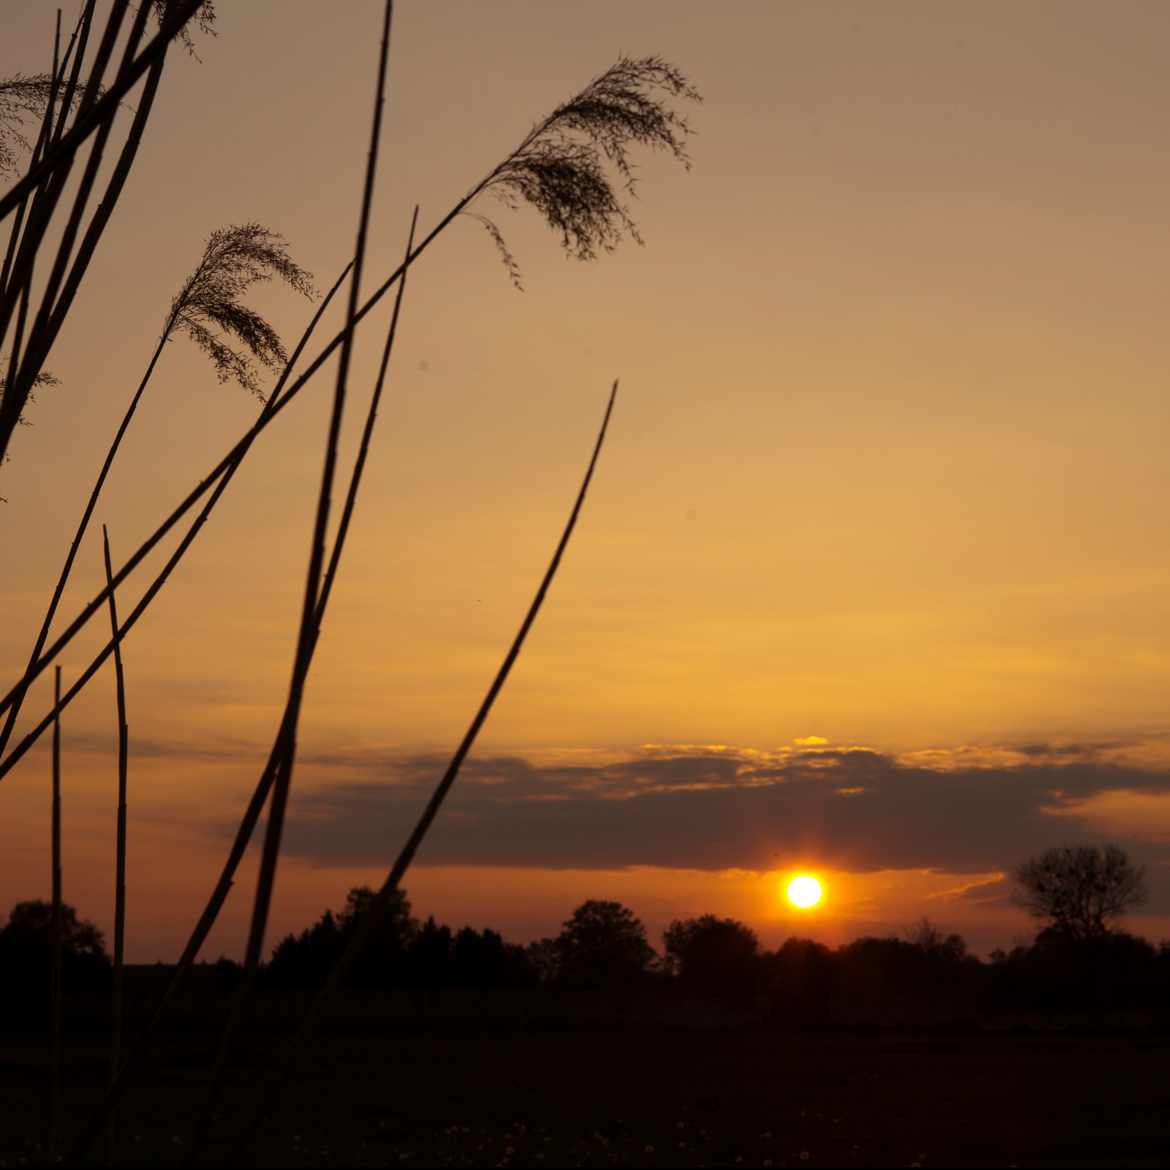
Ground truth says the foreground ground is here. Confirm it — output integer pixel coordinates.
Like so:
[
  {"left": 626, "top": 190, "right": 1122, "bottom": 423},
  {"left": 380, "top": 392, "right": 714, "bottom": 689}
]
[{"left": 2, "top": 1007, "right": 1168, "bottom": 1167}]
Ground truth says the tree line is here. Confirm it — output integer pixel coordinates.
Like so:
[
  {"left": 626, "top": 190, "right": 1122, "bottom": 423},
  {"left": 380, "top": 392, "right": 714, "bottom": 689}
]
[{"left": 4, "top": 844, "right": 1165, "bottom": 1024}]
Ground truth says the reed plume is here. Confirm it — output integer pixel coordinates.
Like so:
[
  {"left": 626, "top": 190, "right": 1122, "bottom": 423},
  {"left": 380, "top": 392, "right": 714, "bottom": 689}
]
[
  {"left": 150, "top": 0, "right": 217, "bottom": 57},
  {"left": 0, "top": 74, "right": 80, "bottom": 176},
  {"left": 168, "top": 222, "right": 315, "bottom": 398},
  {"left": 0, "top": 53, "right": 698, "bottom": 744},
  {"left": 0, "top": 224, "right": 313, "bottom": 760},
  {"left": 470, "top": 54, "right": 700, "bottom": 283}
]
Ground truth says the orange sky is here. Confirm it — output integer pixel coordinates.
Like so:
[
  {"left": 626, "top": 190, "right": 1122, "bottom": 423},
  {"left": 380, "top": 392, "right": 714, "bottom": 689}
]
[{"left": 4, "top": 1, "right": 1170, "bottom": 960}]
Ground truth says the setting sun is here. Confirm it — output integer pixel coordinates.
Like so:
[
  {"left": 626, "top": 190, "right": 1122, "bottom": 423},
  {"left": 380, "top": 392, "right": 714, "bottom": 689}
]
[{"left": 786, "top": 875, "right": 823, "bottom": 909}]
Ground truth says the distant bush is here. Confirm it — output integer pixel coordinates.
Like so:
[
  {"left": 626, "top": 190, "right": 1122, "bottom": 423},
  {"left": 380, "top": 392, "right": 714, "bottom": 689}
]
[{"left": 0, "top": 900, "right": 111, "bottom": 1006}]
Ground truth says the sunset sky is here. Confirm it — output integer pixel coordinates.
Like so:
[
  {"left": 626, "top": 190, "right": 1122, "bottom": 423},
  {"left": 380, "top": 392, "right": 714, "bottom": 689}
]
[{"left": 4, "top": 1, "right": 1170, "bottom": 961}]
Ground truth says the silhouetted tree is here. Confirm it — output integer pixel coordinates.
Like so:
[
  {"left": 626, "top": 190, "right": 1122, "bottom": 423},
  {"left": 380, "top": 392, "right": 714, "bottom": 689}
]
[
  {"left": 408, "top": 915, "right": 453, "bottom": 988},
  {"left": 763, "top": 938, "right": 835, "bottom": 1026},
  {"left": 905, "top": 917, "right": 968, "bottom": 963},
  {"left": 265, "top": 887, "right": 416, "bottom": 989},
  {"left": 525, "top": 937, "right": 560, "bottom": 984},
  {"left": 450, "top": 926, "right": 534, "bottom": 989},
  {"left": 1015, "top": 844, "right": 1147, "bottom": 941},
  {"left": 663, "top": 914, "right": 761, "bottom": 1000},
  {"left": 991, "top": 926, "right": 1164, "bottom": 1013},
  {"left": 0, "top": 899, "right": 109, "bottom": 997},
  {"left": 555, "top": 899, "right": 655, "bottom": 988}
]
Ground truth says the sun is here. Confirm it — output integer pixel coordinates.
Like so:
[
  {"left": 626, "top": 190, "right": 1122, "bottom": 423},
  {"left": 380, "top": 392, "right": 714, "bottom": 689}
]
[{"left": 786, "top": 874, "right": 823, "bottom": 910}]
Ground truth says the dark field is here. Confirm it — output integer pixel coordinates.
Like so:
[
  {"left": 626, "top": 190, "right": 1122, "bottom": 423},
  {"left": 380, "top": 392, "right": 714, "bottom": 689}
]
[{"left": 3, "top": 998, "right": 1168, "bottom": 1168}]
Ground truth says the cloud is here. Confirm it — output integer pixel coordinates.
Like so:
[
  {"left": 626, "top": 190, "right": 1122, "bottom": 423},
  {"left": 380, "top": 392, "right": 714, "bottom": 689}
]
[{"left": 257, "top": 738, "right": 1170, "bottom": 908}]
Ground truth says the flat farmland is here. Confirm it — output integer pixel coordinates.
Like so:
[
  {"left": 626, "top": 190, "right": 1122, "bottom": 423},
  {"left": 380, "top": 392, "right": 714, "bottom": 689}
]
[{"left": 2, "top": 1017, "right": 1168, "bottom": 1167}]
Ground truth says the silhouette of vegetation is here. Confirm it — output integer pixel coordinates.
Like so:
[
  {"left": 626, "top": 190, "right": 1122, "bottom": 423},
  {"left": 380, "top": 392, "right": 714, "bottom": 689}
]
[
  {"left": 663, "top": 914, "right": 762, "bottom": 1001},
  {"left": 0, "top": 5, "right": 706, "bottom": 1162},
  {"left": 265, "top": 886, "right": 416, "bottom": 990},
  {"left": 472, "top": 55, "right": 700, "bottom": 284},
  {"left": 0, "top": 0, "right": 219, "bottom": 467},
  {"left": 0, "top": 899, "right": 109, "bottom": 1000},
  {"left": 169, "top": 222, "right": 315, "bottom": 396},
  {"left": 555, "top": 899, "right": 656, "bottom": 988},
  {"left": 1014, "top": 843, "right": 1147, "bottom": 940},
  {"left": 0, "top": 55, "right": 699, "bottom": 765},
  {"left": 10, "top": 879, "right": 1170, "bottom": 1032},
  {"left": 0, "top": 73, "right": 81, "bottom": 176},
  {"left": 0, "top": 223, "right": 313, "bottom": 761},
  {"left": 100, "top": 525, "right": 129, "bottom": 1164}
]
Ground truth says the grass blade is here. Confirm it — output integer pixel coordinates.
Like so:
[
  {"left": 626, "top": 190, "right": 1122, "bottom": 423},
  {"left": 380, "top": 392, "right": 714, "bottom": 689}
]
[
  {"left": 48, "top": 663, "right": 63, "bottom": 1165},
  {"left": 191, "top": 6, "right": 398, "bottom": 1157},
  {"left": 101, "top": 525, "right": 128, "bottom": 1167},
  {"left": 241, "top": 381, "right": 619, "bottom": 1150}
]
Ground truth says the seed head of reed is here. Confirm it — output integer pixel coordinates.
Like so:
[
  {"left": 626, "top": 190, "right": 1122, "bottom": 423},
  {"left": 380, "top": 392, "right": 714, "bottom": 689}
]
[
  {"left": 0, "top": 369, "right": 59, "bottom": 432},
  {"left": 470, "top": 55, "right": 701, "bottom": 287},
  {"left": 167, "top": 223, "right": 316, "bottom": 400},
  {"left": 0, "top": 74, "right": 85, "bottom": 175},
  {"left": 151, "top": 0, "right": 218, "bottom": 58}
]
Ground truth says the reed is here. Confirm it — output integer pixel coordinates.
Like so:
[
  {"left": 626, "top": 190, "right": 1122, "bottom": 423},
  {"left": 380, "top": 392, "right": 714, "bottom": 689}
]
[
  {"left": 0, "top": 0, "right": 209, "bottom": 221},
  {"left": 66, "top": 259, "right": 358, "bottom": 1163},
  {"left": 0, "top": 54, "right": 699, "bottom": 769},
  {"left": 0, "top": 0, "right": 216, "bottom": 467},
  {"left": 241, "top": 381, "right": 619, "bottom": 1154},
  {"left": 2, "top": 16, "right": 698, "bottom": 1161},
  {"left": 48, "top": 664, "right": 63, "bottom": 1166},
  {"left": 0, "top": 223, "right": 313, "bottom": 760},
  {"left": 101, "top": 526, "right": 129, "bottom": 1167},
  {"left": 187, "top": 7, "right": 399, "bottom": 1155}
]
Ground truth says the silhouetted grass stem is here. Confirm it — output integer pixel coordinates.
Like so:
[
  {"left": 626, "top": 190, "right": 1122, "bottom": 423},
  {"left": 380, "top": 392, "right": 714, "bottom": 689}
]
[
  {"left": 101, "top": 525, "right": 128, "bottom": 1167},
  {"left": 241, "top": 381, "right": 618, "bottom": 1150}
]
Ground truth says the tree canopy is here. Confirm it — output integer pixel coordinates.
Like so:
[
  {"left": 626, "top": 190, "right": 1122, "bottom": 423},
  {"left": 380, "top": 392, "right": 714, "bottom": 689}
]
[
  {"left": 555, "top": 899, "right": 655, "bottom": 987},
  {"left": 1014, "top": 844, "right": 1147, "bottom": 940}
]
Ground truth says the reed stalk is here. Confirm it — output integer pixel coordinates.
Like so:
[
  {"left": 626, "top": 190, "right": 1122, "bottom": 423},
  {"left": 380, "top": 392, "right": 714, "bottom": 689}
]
[
  {"left": 48, "top": 663, "right": 63, "bottom": 1166},
  {"left": 101, "top": 526, "right": 128, "bottom": 1168},
  {"left": 0, "top": 223, "right": 312, "bottom": 761},
  {"left": 188, "top": 6, "right": 397, "bottom": 1155},
  {"left": 241, "top": 381, "right": 618, "bottom": 1155},
  {"left": 0, "top": 1, "right": 216, "bottom": 467},
  {"left": 65, "top": 259, "right": 357, "bottom": 1164},
  {"left": 0, "top": 52, "right": 698, "bottom": 769},
  {"left": 0, "top": 0, "right": 206, "bottom": 220},
  {"left": 0, "top": 3, "right": 88, "bottom": 311},
  {"left": 0, "top": 0, "right": 137, "bottom": 387}
]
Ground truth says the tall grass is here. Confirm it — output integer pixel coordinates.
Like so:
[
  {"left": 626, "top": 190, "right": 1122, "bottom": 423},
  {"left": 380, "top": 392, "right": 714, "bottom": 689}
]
[
  {"left": 1, "top": 8, "right": 699, "bottom": 1161},
  {"left": 240, "top": 381, "right": 619, "bottom": 1153},
  {"left": 0, "top": 224, "right": 313, "bottom": 761},
  {"left": 101, "top": 525, "right": 129, "bottom": 1167},
  {"left": 0, "top": 52, "right": 699, "bottom": 774},
  {"left": 48, "top": 664, "right": 63, "bottom": 1166},
  {"left": 0, "top": 0, "right": 216, "bottom": 466}
]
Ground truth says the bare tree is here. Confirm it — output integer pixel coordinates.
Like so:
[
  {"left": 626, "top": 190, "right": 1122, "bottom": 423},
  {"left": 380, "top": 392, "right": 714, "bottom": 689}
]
[{"left": 1014, "top": 844, "right": 1147, "bottom": 941}]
